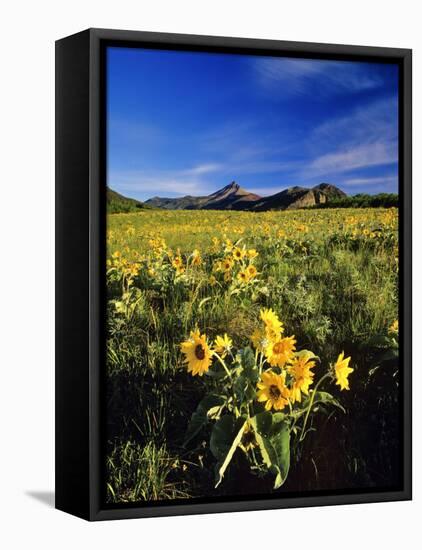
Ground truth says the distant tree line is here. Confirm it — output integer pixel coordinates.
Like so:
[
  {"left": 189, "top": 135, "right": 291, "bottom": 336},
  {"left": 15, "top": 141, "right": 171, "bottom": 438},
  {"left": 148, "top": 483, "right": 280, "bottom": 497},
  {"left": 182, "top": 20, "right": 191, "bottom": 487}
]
[{"left": 308, "top": 193, "right": 399, "bottom": 209}]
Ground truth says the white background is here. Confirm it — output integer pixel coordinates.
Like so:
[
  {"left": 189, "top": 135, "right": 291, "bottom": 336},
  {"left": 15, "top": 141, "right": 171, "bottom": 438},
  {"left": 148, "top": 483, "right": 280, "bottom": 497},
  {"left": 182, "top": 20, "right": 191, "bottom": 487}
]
[{"left": 0, "top": 0, "right": 419, "bottom": 548}]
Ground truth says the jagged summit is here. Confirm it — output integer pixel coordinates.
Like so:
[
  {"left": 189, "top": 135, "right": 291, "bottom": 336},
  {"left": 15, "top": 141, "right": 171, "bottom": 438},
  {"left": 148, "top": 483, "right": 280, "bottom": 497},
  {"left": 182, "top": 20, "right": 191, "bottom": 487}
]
[
  {"left": 202, "top": 181, "right": 262, "bottom": 209},
  {"left": 144, "top": 181, "right": 347, "bottom": 211}
]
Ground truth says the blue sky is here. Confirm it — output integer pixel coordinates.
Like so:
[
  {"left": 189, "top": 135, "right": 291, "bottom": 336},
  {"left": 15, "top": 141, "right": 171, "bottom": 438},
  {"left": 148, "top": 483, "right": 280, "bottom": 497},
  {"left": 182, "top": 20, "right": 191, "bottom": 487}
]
[{"left": 107, "top": 47, "right": 399, "bottom": 201}]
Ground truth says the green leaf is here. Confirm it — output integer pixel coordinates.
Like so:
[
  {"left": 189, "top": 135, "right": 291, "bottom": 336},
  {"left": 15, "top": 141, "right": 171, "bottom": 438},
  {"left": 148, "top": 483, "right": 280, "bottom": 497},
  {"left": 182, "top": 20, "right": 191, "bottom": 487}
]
[
  {"left": 255, "top": 433, "right": 277, "bottom": 470},
  {"left": 252, "top": 411, "right": 273, "bottom": 434},
  {"left": 250, "top": 412, "right": 290, "bottom": 489},
  {"left": 210, "top": 415, "right": 236, "bottom": 458},
  {"left": 234, "top": 374, "right": 248, "bottom": 401},
  {"left": 205, "top": 363, "right": 227, "bottom": 379},
  {"left": 239, "top": 347, "right": 256, "bottom": 371},
  {"left": 233, "top": 347, "right": 258, "bottom": 402},
  {"left": 269, "top": 416, "right": 290, "bottom": 488},
  {"left": 210, "top": 415, "right": 247, "bottom": 487},
  {"left": 184, "top": 394, "right": 225, "bottom": 446},
  {"left": 213, "top": 418, "right": 248, "bottom": 487},
  {"left": 311, "top": 391, "right": 346, "bottom": 414}
]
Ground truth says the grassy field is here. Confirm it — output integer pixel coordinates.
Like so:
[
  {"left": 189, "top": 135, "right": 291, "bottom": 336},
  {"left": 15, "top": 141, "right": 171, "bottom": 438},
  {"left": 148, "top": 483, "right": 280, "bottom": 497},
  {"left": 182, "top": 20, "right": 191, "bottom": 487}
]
[{"left": 105, "top": 207, "right": 400, "bottom": 503}]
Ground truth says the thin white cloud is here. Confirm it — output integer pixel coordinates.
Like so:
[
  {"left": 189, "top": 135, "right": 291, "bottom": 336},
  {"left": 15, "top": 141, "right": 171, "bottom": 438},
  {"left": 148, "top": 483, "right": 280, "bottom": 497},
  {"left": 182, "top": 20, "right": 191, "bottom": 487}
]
[
  {"left": 254, "top": 57, "right": 384, "bottom": 96},
  {"left": 108, "top": 164, "right": 221, "bottom": 198},
  {"left": 109, "top": 158, "right": 297, "bottom": 199},
  {"left": 183, "top": 163, "right": 222, "bottom": 176},
  {"left": 341, "top": 176, "right": 397, "bottom": 187},
  {"left": 307, "top": 141, "right": 397, "bottom": 176},
  {"left": 301, "top": 97, "right": 398, "bottom": 179},
  {"left": 311, "top": 98, "right": 398, "bottom": 145}
]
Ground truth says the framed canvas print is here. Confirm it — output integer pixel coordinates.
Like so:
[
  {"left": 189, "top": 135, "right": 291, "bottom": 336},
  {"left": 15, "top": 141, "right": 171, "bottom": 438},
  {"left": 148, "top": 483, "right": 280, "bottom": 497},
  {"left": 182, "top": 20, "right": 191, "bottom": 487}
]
[{"left": 55, "top": 28, "right": 412, "bottom": 521}]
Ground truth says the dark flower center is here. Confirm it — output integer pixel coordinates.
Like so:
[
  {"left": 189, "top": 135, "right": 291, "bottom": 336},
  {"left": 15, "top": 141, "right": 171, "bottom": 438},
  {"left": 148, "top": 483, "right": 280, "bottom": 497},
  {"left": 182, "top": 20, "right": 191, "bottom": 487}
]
[
  {"left": 195, "top": 344, "right": 206, "bottom": 360},
  {"left": 269, "top": 384, "right": 281, "bottom": 399},
  {"left": 273, "top": 342, "right": 285, "bottom": 354}
]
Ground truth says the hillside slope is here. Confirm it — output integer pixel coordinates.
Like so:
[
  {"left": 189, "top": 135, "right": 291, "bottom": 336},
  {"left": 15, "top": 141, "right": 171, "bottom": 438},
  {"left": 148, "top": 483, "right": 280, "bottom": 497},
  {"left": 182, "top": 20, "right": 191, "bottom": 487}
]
[{"left": 107, "top": 188, "right": 152, "bottom": 213}]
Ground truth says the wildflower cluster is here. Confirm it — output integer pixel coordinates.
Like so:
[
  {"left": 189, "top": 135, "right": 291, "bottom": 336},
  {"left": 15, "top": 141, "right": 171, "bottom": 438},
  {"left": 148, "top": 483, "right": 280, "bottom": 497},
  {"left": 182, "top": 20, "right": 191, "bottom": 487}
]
[
  {"left": 212, "top": 240, "right": 259, "bottom": 287},
  {"left": 181, "top": 308, "right": 352, "bottom": 489}
]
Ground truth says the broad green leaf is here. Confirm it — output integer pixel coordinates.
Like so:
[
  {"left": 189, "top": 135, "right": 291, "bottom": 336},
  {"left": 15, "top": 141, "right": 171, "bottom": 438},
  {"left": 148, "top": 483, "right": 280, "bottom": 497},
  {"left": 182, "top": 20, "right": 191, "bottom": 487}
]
[
  {"left": 239, "top": 347, "right": 256, "bottom": 371},
  {"left": 214, "top": 419, "right": 247, "bottom": 487},
  {"left": 205, "top": 364, "right": 227, "bottom": 379},
  {"left": 312, "top": 391, "right": 346, "bottom": 414},
  {"left": 210, "top": 415, "right": 238, "bottom": 459},
  {"left": 252, "top": 430, "right": 277, "bottom": 470},
  {"left": 252, "top": 411, "right": 273, "bottom": 435},
  {"left": 250, "top": 412, "right": 291, "bottom": 489},
  {"left": 234, "top": 374, "right": 248, "bottom": 401},
  {"left": 233, "top": 347, "right": 258, "bottom": 402},
  {"left": 184, "top": 394, "right": 225, "bottom": 446},
  {"left": 269, "top": 417, "right": 290, "bottom": 488}
]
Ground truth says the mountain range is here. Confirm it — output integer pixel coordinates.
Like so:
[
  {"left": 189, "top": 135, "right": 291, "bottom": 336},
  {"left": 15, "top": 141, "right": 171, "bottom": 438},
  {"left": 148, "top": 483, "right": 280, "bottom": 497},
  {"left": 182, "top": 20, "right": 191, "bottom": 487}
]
[{"left": 144, "top": 181, "right": 347, "bottom": 211}]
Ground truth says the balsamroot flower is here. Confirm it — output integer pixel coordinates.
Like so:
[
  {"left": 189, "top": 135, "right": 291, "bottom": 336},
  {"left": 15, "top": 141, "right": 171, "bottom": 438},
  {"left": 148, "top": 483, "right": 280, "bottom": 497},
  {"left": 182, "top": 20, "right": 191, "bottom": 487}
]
[
  {"left": 334, "top": 352, "right": 353, "bottom": 391},
  {"left": 260, "top": 308, "right": 284, "bottom": 340},
  {"left": 288, "top": 350, "right": 316, "bottom": 403},
  {"left": 232, "top": 247, "right": 245, "bottom": 261},
  {"left": 180, "top": 330, "right": 212, "bottom": 376},
  {"left": 257, "top": 371, "right": 290, "bottom": 411},
  {"left": 214, "top": 333, "right": 233, "bottom": 357},
  {"left": 246, "top": 264, "right": 257, "bottom": 279},
  {"left": 389, "top": 319, "right": 398, "bottom": 335},
  {"left": 265, "top": 336, "right": 296, "bottom": 368}
]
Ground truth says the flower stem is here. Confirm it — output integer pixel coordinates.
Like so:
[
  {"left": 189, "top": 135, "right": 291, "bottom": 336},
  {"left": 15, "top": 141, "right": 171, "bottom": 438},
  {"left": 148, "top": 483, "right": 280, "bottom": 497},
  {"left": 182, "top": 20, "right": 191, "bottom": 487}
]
[
  {"left": 299, "top": 373, "right": 331, "bottom": 442},
  {"left": 213, "top": 351, "right": 232, "bottom": 379}
]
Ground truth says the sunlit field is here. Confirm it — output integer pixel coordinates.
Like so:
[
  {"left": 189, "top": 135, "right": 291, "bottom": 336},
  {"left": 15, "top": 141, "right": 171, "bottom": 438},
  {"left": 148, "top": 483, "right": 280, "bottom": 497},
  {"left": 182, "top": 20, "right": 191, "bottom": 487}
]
[{"left": 105, "top": 207, "right": 399, "bottom": 503}]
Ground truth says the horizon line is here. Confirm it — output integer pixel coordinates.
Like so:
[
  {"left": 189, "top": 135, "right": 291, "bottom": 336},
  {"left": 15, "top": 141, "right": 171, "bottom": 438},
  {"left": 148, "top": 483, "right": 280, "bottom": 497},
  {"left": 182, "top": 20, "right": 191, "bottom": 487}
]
[{"left": 108, "top": 180, "right": 398, "bottom": 203}]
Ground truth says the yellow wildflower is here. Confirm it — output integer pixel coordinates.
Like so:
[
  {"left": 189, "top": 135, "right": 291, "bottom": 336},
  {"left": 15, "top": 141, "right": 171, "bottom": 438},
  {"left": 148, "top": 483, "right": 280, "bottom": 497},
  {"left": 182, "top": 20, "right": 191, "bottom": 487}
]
[
  {"left": 334, "top": 352, "right": 353, "bottom": 391},
  {"left": 260, "top": 308, "right": 284, "bottom": 339},
  {"left": 246, "top": 264, "right": 257, "bottom": 279},
  {"left": 223, "top": 238, "right": 233, "bottom": 254},
  {"left": 237, "top": 270, "right": 249, "bottom": 284},
  {"left": 214, "top": 333, "right": 233, "bottom": 357},
  {"left": 287, "top": 350, "right": 316, "bottom": 403},
  {"left": 180, "top": 330, "right": 212, "bottom": 376},
  {"left": 257, "top": 371, "right": 290, "bottom": 411},
  {"left": 232, "top": 247, "right": 245, "bottom": 261},
  {"left": 265, "top": 336, "right": 296, "bottom": 368},
  {"left": 250, "top": 327, "right": 268, "bottom": 353},
  {"left": 191, "top": 249, "right": 202, "bottom": 266},
  {"left": 221, "top": 257, "right": 233, "bottom": 272},
  {"left": 247, "top": 249, "right": 259, "bottom": 259},
  {"left": 172, "top": 256, "right": 183, "bottom": 269}
]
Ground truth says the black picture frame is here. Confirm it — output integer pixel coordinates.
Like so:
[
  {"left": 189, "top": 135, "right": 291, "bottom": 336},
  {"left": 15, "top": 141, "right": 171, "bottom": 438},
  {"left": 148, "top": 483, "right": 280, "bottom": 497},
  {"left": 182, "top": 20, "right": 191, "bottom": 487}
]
[{"left": 55, "top": 28, "right": 412, "bottom": 521}]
